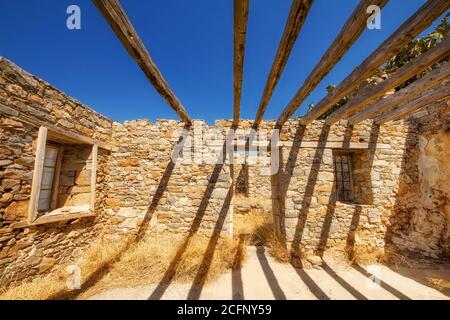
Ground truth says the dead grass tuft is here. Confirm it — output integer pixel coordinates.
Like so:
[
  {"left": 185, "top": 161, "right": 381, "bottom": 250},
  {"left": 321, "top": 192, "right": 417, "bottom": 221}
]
[
  {"left": 233, "top": 212, "right": 289, "bottom": 263},
  {"left": 0, "top": 234, "right": 129, "bottom": 300},
  {"left": 0, "top": 269, "right": 66, "bottom": 300},
  {"left": 78, "top": 232, "right": 243, "bottom": 298},
  {"left": 345, "top": 245, "right": 413, "bottom": 268},
  {"left": 426, "top": 277, "right": 450, "bottom": 292},
  {"left": 0, "top": 232, "right": 243, "bottom": 300}
]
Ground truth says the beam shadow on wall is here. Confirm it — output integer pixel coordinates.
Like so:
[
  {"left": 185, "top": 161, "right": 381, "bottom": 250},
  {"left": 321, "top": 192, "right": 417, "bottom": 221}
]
[
  {"left": 315, "top": 124, "right": 353, "bottom": 257},
  {"left": 273, "top": 122, "right": 330, "bottom": 299},
  {"left": 383, "top": 120, "right": 450, "bottom": 297},
  {"left": 290, "top": 125, "right": 330, "bottom": 258},
  {"left": 148, "top": 131, "right": 234, "bottom": 300},
  {"left": 343, "top": 124, "right": 411, "bottom": 300},
  {"left": 315, "top": 125, "right": 375, "bottom": 300},
  {"left": 47, "top": 129, "right": 189, "bottom": 300}
]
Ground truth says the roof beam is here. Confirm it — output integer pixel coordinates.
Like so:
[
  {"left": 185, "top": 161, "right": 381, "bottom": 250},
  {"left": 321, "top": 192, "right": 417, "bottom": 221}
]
[
  {"left": 325, "top": 36, "right": 450, "bottom": 125},
  {"left": 233, "top": 0, "right": 249, "bottom": 127},
  {"left": 296, "top": 0, "right": 449, "bottom": 126},
  {"left": 93, "top": 0, "right": 192, "bottom": 125},
  {"left": 253, "top": 0, "right": 313, "bottom": 127},
  {"left": 275, "top": 0, "right": 389, "bottom": 127},
  {"left": 374, "top": 81, "right": 450, "bottom": 124},
  {"left": 348, "top": 60, "right": 450, "bottom": 125}
]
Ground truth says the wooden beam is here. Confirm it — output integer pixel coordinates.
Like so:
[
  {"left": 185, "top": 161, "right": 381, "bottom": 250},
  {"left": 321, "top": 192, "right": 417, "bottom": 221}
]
[
  {"left": 296, "top": 0, "right": 449, "bottom": 126},
  {"left": 93, "top": 0, "right": 191, "bottom": 125},
  {"left": 30, "top": 211, "right": 96, "bottom": 227},
  {"left": 28, "top": 126, "right": 47, "bottom": 224},
  {"left": 253, "top": 0, "right": 313, "bottom": 127},
  {"left": 233, "top": 0, "right": 249, "bottom": 127},
  {"left": 10, "top": 211, "right": 96, "bottom": 229},
  {"left": 348, "top": 60, "right": 450, "bottom": 124},
  {"left": 275, "top": 0, "right": 389, "bottom": 126},
  {"left": 374, "top": 81, "right": 450, "bottom": 124},
  {"left": 325, "top": 36, "right": 450, "bottom": 125},
  {"left": 90, "top": 144, "right": 98, "bottom": 211}
]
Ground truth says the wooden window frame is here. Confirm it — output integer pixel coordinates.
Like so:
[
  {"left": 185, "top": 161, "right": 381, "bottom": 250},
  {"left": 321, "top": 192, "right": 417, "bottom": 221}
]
[
  {"left": 333, "top": 151, "right": 355, "bottom": 203},
  {"left": 27, "top": 126, "right": 98, "bottom": 225}
]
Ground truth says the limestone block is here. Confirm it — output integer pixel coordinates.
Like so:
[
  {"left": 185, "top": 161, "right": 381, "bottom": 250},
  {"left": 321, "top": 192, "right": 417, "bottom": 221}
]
[
  {"left": 4, "top": 200, "right": 28, "bottom": 220},
  {"left": 70, "top": 193, "right": 90, "bottom": 206},
  {"left": 75, "top": 170, "right": 91, "bottom": 186}
]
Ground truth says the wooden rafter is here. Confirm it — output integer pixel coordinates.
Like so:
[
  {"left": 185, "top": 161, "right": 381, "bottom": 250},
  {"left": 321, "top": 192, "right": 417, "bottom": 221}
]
[
  {"left": 297, "top": 0, "right": 449, "bottom": 126},
  {"left": 374, "top": 81, "right": 450, "bottom": 124},
  {"left": 253, "top": 0, "right": 313, "bottom": 127},
  {"left": 93, "top": 0, "right": 192, "bottom": 125},
  {"left": 275, "top": 0, "right": 389, "bottom": 127},
  {"left": 325, "top": 36, "right": 450, "bottom": 125},
  {"left": 233, "top": 0, "right": 249, "bottom": 127},
  {"left": 348, "top": 60, "right": 450, "bottom": 125}
]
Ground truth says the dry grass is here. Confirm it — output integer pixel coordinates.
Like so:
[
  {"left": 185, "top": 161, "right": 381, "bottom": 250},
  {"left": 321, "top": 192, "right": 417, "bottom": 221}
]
[
  {"left": 0, "top": 235, "right": 129, "bottom": 300},
  {"left": 0, "top": 269, "right": 66, "bottom": 300},
  {"left": 344, "top": 244, "right": 414, "bottom": 268},
  {"left": 79, "top": 232, "right": 243, "bottom": 298},
  {"left": 0, "top": 232, "right": 244, "bottom": 300},
  {"left": 426, "top": 277, "right": 450, "bottom": 292},
  {"left": 233, "top": 212, "right": 289, "bottom": 263}
]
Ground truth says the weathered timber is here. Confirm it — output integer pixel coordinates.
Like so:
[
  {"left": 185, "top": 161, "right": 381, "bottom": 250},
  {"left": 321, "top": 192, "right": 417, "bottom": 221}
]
[
  {"left": 348, "top": 60, "right": 450, "bottom": 124},
  {"left": 275, "top": 0, "right": 389, "bottom": 126},
  {"left": 374, "top": 81, "right": 450, "bottom": 124},
  {"left": 297, "top": 0, "right": 449, "bottom": 126},
  {"left": 325, "top": 36, "right": 450, "bottom": 124},
  {"left": 233, "top": 0, "right": 249, "bottom": 127},
  {"left": 253, "top": 0, "right": 313, "bottom": 127},
  {"left": 93, "top": 0, "right": 192, "bottom": 125}
]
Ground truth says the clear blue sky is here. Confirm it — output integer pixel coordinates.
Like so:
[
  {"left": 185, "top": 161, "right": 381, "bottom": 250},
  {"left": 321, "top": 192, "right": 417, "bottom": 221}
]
[{"left": 0, "top": 0, "right": 445, "bottom": 123}]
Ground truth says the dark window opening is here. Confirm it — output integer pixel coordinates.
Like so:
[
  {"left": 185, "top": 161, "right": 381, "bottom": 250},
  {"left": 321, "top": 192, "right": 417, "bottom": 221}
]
[{"left": 333, "top": 153, "right": 355, "bottom": 202}]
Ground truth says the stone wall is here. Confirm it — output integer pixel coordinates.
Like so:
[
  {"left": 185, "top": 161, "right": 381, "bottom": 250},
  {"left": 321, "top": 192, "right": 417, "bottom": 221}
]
[
  {"left": 103, "top": 117, "right": 415, "bottom": 260},
  {"left": 104, "top": 120, "right": 233, "bottom": 237},
  {"left": 387, "top": 102, "right": 450, "bottom": 259},
  {"left": 0, "top": 58, "right": 114, "bottom": 285},
  {"left": 269, "top": 120, "right": 409, "bottom": 257},
  {"left": 0, "top": 57, "right": 448, "bottom": 288}
]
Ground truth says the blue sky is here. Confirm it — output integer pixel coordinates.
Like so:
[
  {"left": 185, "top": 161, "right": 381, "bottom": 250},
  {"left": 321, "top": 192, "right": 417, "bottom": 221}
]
[{"left": 0, "top": 0, "right": 445, "bottom": 123}]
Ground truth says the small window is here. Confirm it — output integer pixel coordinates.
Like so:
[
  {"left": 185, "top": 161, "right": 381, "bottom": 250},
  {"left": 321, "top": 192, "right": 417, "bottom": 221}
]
[
  {"left": 333, "top": 153, "right": 354, "bottom": 202},
  {"left": 28, "top": 126, "right": 98, "bottom": 224}
]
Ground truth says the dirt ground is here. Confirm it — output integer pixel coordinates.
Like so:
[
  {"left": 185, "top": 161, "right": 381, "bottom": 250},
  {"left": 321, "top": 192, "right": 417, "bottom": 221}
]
[{"left": 88, "top": 246, "right": 449, "bottom": 300}]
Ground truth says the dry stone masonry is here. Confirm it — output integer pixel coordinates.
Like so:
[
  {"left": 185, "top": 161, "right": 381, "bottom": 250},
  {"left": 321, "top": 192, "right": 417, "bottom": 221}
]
[{"left": 0, "top": 57, "right": 448, "bottom": 286}]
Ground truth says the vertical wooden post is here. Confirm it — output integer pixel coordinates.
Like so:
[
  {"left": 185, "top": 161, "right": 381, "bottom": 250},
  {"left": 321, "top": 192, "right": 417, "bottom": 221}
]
[
  {"left": 28, "top": 126, "right": 48, "bottom": 224},
  {"left": 90, "top": 144, "right": 98, "bottom": 211}
]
